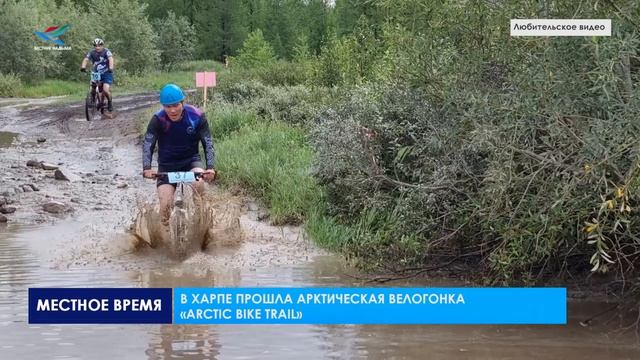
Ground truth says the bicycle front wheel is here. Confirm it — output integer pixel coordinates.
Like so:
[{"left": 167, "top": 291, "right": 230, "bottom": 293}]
[
  {"left": 85, "top": 92, "right": 97, "bottom": 121},
  {"left": 170, "top": 208, "right": 189, "bottom": 259}
]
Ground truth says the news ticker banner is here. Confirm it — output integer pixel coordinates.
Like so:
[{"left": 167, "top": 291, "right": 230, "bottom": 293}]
[{"left": 29, "top": 287, "right": 566, "bottom": 325}]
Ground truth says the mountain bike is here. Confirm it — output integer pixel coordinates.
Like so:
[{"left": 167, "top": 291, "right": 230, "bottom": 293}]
[
  {"left": 85, "top": 71, "right": 106, "bottom": 121},
  {"left": 154, "top": 171, "right": 205, "bottom": 259}
]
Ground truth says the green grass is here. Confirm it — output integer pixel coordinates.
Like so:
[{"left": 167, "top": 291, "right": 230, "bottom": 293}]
[
  {"left": 118, "top": 71, "right": 195, "bottom": 93},
  {"left": 305, "top": 205, "right": 353, "bottom": 251},
  {"left": 216, "top": 121, "right": 322, "bottom": 225},
  {"left": 12, "top": 79, "right": 86, "bottom": 98},
  {"left": 172, "top": 60, "right": 225, "bottom": 72},
  {"left": 4, "top": 60, "right": 228, "bottom": 100}
]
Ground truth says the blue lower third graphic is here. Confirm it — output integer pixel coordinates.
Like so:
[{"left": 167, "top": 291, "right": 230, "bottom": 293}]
[
  {"left": 174, "top": 288, "right": 566, "bottom": 325},
  {"left": 29, "top": 288, "right": 172, "bottom": 324}
]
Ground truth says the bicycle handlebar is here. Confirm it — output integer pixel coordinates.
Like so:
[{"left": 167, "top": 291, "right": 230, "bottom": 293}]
[{"left": 153, "top": 171, "right": 203, "bottom": 179}]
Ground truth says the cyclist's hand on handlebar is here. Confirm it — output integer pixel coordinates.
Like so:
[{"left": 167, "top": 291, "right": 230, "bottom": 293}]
[
  {"left": 143, "top": 169, "right": 156, "bottom": 179},
  {"left": 202, "top": 169, "right": 216, "bottom": 183},
  {"left": 80, "top": 67, "right": 86, "bottom": 73}
]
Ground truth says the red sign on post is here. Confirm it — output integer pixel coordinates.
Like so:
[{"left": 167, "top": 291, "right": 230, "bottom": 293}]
[
  {"left": 195, "top": 71, "right": 216, "bottom": 110},
  {"left": 195, "top": 72, "right": 216, "bottom": 87}
]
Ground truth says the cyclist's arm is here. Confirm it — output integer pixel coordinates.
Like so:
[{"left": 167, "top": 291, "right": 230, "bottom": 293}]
[
  {"left": 143, "top": 116, "right": 160, "bottom": 170},
  {"left": 196, "top": 114, "right": 216, "bottom": 170},
  {"left": 107, "top": 50, "right": 114, "bottom": 71},
  {"left": 81, "top": 57, "right": 89, "bottom": 69}
]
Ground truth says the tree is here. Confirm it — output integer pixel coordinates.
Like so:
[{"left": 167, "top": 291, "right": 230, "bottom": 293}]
[
  {"left": 90, "top": 0, "right": 160, "bottom": 74},
  {"left": 234, "top": 29, "right": 276, "bottom": 68},
  {"left": 0, "top": 0, "right": 48, "bottom": 82},
  {"left": 152, "top": 11, "right": 196, "bottom": 69}
]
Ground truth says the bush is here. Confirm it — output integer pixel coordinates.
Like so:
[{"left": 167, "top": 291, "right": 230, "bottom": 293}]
[
  {"left": 206, "top": 105, "right": 257, "bottom": 140},
  {"left": 0, "top": 73, "right": 23, "bottom": 97},
  {"left": 216, "top": 79, "right": 269, "bottom": 104}
]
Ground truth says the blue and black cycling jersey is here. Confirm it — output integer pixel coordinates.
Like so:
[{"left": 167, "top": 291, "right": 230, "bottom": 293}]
[
  {"left": 85, "top": 48, "right": 113, "bottom": 74},
  {"left": 142, "top": 104, "right": 216, "bottom": 171}
]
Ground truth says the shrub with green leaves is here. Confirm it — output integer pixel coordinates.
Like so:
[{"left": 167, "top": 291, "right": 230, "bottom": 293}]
[
  {"left": 0, "top": 73, "right": 23, "bottom": 97},
  {"left": 152, "top": 11, "right": 196, "bottom": 70}
]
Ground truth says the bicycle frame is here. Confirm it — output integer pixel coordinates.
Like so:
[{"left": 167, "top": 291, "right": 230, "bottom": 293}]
[
  {"left": 90, "top": 72, "right": 105, "bottom": 107},
  {"left": 85, "top": 71, "right": 106, "bottom": 121}
]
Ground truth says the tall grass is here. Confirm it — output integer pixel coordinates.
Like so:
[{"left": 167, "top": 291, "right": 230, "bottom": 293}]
[{"left": 216, "top": 121, "right": 321, "bottom": 225}]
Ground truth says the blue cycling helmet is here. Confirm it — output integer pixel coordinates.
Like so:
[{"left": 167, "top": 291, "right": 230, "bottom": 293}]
[{"left": 159, "top": 84, "right": 185, "bottom": 105}]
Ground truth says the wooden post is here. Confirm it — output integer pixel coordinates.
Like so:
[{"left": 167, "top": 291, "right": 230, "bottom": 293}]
[{"left": 203, "top": 83, "right": 208, "bottom": 110}]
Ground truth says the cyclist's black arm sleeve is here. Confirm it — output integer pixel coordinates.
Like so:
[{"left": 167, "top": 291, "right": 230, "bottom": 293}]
[
  {"left": 143, "top": 116, "right": 160, "bottom": 170},
  {"left": 197, "top": 114, "right": 216, "bottom": 170}
]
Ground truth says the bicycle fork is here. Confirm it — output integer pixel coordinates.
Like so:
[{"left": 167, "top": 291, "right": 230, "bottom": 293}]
[{"left": 175, "top": 183, "right": 184, "bottom": 209}]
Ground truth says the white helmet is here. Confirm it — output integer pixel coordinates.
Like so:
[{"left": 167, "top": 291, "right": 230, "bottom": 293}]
[{"left": 93, "top": 38, "right": 104, "bottom": 46}]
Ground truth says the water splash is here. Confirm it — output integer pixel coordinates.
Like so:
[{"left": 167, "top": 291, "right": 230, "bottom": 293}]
[{"left": 130, "top": 187, "right": 243, "bottom": 260}]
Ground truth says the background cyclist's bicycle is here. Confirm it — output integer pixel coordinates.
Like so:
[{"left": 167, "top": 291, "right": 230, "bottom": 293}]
[{"left": 85, "top": 70, "right": 107, "bottom": 121}]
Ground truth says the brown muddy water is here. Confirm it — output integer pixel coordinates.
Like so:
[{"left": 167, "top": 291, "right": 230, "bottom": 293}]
[{"left": 0, "top": 96, "right": 639, "bottom": 359}]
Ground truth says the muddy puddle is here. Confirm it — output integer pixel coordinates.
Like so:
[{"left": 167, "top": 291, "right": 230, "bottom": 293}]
[{"left": 1, "top": 96, "right": 639, "bottom": 359}]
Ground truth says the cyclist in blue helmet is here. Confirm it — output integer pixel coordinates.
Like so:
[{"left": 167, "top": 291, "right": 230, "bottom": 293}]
[
  {"left": 142, "top": 84, "right": 216, "bottom": 222},
  {"left": 80, "top": 38, "right": 115, "bottom": 114}
]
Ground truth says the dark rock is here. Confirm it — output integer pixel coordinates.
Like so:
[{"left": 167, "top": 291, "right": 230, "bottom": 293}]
[
  {"left": 70, "top": 198, "right": 81, "bottom": 204},
  {"left": 0, "top": 206, "right": 17, "bottom": 214},
  {"left": 26, "top": 159, "right": 41, "bottom": 168},
  {"left": 54, "top": 169, "right": 81, "bottom": 182},
  {"left": 257, "top": 211, "right": 269, "bottom": 221},
  {"left": 54, "top": 169, "right": 69, "bottom": 181},
  {"left": 116, "top": 182, "right": 128, "bottom": 189},
  {"left": 26, "top": 184, "right": 39, "bottom": 191},
  {"left": 37, "top": 137, "right": 46, "bottom": 143},
  {"left": 42, "top": 201, "right": 72, "bottom": 214},
  {"left": 0, "top": 214, "right": 7, "bottom": 223},
  {"left": 21, "top": 185, "right": 32, "bottom": 193},
  {"left": 0, "top": 198, "right": 5, "bottom": 206}
]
